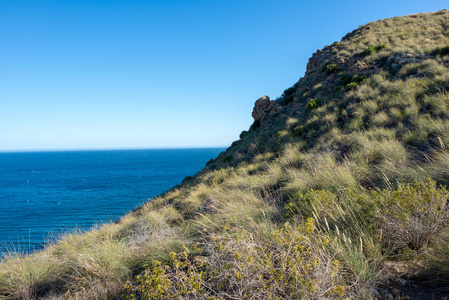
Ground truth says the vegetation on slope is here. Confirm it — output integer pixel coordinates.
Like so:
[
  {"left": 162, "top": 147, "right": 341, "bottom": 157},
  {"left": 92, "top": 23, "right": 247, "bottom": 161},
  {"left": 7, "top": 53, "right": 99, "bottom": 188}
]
[{"left": 1, "top": 9, "right": 449, "bottom": 299}]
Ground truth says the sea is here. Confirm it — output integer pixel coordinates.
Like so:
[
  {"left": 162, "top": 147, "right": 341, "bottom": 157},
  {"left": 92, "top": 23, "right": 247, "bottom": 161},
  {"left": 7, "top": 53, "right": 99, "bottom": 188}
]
[{"left": 0, "top": 148, "right": 225, "bottom": 255}]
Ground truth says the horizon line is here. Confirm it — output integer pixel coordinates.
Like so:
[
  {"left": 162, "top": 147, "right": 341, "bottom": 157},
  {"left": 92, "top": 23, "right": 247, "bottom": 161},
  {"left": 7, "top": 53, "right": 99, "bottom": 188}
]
[{"left": 0, "top": 145, "right": 229, "bottom": 153}]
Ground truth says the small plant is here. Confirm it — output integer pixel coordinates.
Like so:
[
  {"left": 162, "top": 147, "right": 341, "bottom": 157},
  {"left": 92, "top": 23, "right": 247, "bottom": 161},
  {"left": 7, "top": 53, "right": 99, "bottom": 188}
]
[
  {"left": 340, "top": 74, "right": 366, "bottom": 88},
  {"left": 276, "top": 130, "right": 288, "bottom": 139},
  {"left": 363, "top": 44, "right": 386, "bottom": 56},
  {"left": 345, "top": 82, "right": 358, "bottom": 90},
  {"left": 352, "top": 75, "right": 366, "bottom": 83},
  {"left": 306, "top": 98, "right": 320, "bottom": 110},
  {"left": 324, "top": 63, "right": 343, "bottom": 74},
  {"left": 331, "top": 41, "right": 340, "bottom": 48},
  {"left": 123, "top": 246, "right": 206, "bottom": 299}
]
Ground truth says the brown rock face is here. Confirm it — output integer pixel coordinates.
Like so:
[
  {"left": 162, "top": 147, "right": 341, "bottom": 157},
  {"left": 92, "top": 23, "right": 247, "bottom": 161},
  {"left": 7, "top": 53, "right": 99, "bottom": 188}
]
[
  {"left": 252, "top": 96, "right": 271, "bottom": 121},
  {"left": 251, "top": 96, "right": 280, "bottom": 125},
  {"left": 306, "top": 46, "right": 334, "bottom": 72}
]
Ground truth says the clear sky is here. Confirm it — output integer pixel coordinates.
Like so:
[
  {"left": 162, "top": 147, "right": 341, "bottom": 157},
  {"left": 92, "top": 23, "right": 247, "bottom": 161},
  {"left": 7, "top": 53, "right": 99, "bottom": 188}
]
[{"left": 0, "top": 0, "right": 447, "bottom": 151}]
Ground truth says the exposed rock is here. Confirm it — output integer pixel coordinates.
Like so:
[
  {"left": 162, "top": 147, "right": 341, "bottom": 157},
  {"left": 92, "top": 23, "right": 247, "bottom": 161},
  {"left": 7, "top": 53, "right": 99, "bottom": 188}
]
[
  {"left": 252, "top": 96, "right": 271, "bottom": 121},
  {"left": 387, "top": 53, "right": 432, "bottom": 72},
  {"left": 252, "top": 96, "right": 281, "bottom": 125},
  {"left": 306, "top": 46, "right": 334, "bottom": 72}
]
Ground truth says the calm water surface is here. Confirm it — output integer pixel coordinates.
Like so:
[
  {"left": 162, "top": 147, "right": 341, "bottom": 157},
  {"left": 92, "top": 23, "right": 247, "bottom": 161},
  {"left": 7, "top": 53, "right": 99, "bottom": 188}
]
[{"left": 0, "top": 148, "right": 224, "bottom": 255}]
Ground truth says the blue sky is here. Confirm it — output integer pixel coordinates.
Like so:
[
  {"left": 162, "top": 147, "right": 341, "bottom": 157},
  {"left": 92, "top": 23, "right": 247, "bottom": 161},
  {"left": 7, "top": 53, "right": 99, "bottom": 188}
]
[{"left": 0, "top": 0, "right": 447, "bottom": 151}]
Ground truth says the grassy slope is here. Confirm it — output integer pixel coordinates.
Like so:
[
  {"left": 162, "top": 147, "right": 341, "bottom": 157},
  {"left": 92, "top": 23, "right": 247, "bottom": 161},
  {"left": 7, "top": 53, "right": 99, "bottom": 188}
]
[{"left": 2, "top": 10, "right": 449, "bottom": 299}]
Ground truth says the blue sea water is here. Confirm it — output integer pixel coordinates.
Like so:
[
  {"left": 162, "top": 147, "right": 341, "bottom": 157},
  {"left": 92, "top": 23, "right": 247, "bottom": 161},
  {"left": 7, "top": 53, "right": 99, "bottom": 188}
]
[{"left": 0, "top": 148, "right": 224, "bottom": 255}]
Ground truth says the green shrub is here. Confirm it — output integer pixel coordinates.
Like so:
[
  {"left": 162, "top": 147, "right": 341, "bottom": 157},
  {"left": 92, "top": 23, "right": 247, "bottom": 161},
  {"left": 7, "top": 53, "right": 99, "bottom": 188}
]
[
  {"left": 341, "top": 74, "right": 366, "bottom": 87},
  {"left": 123, "top": 245, "right": 206, "bottom": 299},
  {"left": 282, "top": 86, "right": 296, "bottom": 98},
  {"left": 306, "top": 98, "right": 320, "bottom": 110},
  {"left": 363, "top": 44, "right": 386, "bottom": 56},
  {"left": 239, "top": 130, "right": 249, "bottom": 139},
  {"left": 340, "top": 74, "right": 353, "bottom": 86},
  {"left": 279, "top": 87, "right": 296, "bottom": 105},
  {"left": 352, "top": 75, "right": 367, "bottom": 83},
  {"left": 345, "top": 82, "right": 358, "bottom": 90},
  {"left": 331, "top": 41, "right": 340, "bottom": 48},
  {"left": 285, "top": 189, "right": 337, "bottom": 219},
  {"left": 374, "top": 179, "right": 449, "bottom": 251},
  {"left": 324, "top": 63, "right": 343, "bottom": 74}
]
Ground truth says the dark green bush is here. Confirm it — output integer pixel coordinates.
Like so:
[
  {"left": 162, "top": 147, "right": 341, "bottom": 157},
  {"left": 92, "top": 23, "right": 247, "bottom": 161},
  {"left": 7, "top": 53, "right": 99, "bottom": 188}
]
[
  {"left": 352, "top": 75, "right": 366, "bottom": 83},
  {"left": 363, "top": 44, "right": 386, "bottom": 56},
  {"left": 282, "top": 87, "right": 296, "bottom": 98},
  {"left": 340, "top": 74, "right": 353, "bottom": 86},
  {"left": 324, "top": 63, "right": 343, "bottom": 74},
  {"left": 340, "top": 74, "right": 366, "bottom": 88},
  {"left": 239, "top": 130, "right": 249, "bottom": 139}
]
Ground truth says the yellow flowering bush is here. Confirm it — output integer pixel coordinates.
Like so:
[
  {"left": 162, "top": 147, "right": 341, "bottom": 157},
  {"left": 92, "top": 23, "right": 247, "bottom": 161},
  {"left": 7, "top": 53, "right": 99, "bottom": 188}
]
[{"left": 124, "top": 219, "right": 345, "bottom": 299}]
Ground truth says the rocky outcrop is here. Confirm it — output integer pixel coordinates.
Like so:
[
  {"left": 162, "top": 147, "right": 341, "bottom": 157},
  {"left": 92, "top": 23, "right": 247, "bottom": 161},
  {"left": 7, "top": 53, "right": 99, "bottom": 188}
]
[
  {"left": 387, "top": 53, "right": 432, "bottom": 72},
  {"left": 306, "top": 46, "right": 335, "bottom": 72},
  {"left": 252, "top": 96, "right": 280, "bottom": 124}
]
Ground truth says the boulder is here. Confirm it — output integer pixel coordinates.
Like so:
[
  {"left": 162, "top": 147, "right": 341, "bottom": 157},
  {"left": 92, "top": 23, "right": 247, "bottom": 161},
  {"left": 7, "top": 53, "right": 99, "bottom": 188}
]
[
  {"left": 251, "top": 95, "right": 281, "bottom": 126},
  {"left": 252, "top": 96, "right": 272, "bottom": 121}
]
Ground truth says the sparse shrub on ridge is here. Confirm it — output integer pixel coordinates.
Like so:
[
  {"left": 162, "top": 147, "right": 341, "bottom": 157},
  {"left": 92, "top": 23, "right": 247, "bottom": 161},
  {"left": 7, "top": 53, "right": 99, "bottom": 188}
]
[
  {"left": 362, "top": 44, "right": 386, "bottom": 56},
  {"left": 239, "top": 130, "right": 249, "bottom": 139},
  {"left": 324, "top": 63, "right": 343, "bottom": 74}
]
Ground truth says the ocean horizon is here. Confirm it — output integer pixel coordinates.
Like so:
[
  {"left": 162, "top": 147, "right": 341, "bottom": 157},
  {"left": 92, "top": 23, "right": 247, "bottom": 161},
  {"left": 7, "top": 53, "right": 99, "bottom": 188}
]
[{"left": 0, "top": 147, "right": 225, "bottom": 255}]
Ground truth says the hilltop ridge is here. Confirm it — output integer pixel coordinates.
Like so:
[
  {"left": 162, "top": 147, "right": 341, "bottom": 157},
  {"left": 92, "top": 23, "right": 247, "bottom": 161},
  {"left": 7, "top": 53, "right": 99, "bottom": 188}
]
[{"left": 2, "top": 10, "right": 449, "bottom": 299}]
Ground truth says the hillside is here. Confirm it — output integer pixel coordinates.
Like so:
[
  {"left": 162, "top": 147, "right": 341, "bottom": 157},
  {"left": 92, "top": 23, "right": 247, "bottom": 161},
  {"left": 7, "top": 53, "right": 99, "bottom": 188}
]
[{"left": 2, "top": 10, "right": 449, "bottom": 299}]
